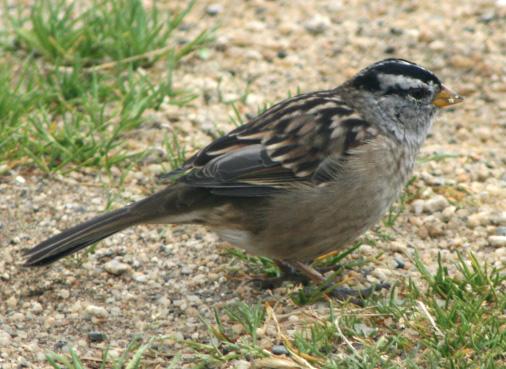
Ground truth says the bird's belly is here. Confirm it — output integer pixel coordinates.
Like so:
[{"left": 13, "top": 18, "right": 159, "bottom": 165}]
[
  {"left": 213, "top": 144, "right": 415, "bottom": 261},
  {"left": 250, "top": 165, "right": 410, "bottom": 260}
]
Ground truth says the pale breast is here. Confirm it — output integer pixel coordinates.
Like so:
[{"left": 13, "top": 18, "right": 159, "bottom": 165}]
[{"left": 246, "top": 137, "right": 417, "bottom": 261}]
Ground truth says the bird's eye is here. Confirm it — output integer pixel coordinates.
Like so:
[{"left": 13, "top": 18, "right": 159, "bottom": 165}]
[{"left": 408, "top": 87, "right": 430, "bottom": 100}]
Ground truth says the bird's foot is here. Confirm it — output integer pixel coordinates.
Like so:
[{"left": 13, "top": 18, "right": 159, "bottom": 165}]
[
  {"left": 251, "top": 260, "right": 390, "bottom": 305},
  {"left": 250, "top": 260, "right": 313, "bottom": 289},
  {"left": 323, "top": 282, "right": 391, "bottom": 305},
  {"left": 250, "top": 260, "right": 343, "bottom": 289}
]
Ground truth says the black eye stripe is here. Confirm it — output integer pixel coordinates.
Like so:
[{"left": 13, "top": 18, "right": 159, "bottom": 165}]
[
  {"left": 383, "top": 86, "right": 431, "bottom": 99},
  {"left": 408, "top": 87, "right": 431, "bottom": 99}
]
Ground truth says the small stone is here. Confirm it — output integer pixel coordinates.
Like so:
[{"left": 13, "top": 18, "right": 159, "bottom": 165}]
[
  {"left": 424, "top": 195, "right": 449, "bottom": 213},
  {"left": 304, "top": 15, "right": 331, "bottom": 35},
  {"left": 6, "top": 295, "right": 17, "bottom": 308},
  {"left": 132, "top": 273, "right": 147, "bottom": 283},
  {"left": 88, "top": 331, "right": 107, "bottom": 343},
  {"left": 425, "top": 217, "right": 445, "bottom": 237},
  {"left": 412, "top": 199, "right": 425, "bottom": 215},
  {"left": 441, "top": 206, "right": 457, "bottom": 222},
  {"left": 359, "top": 244, "right": 375, "bottom": 255},
  {"left": 58, "top": 290, "right": 70, "bottom": 299},
  {"left": 206, "top": 4, "right": 223, "bottom": 16},
  {"left": 32, "top": 302, "right": 43, "bottom": 314},
  {"left": 491, "top": 212, "right": 506, "bottom": 225},
  {"left": 85, "top": 305, "right": 108, "bottom": 319},
  {"left": 394, "top": 256, "right": 405, "bottom": 269},
  {"left": 488, "top": 235, "right": 506, "bottom": 248},
  {"left": 390, "top": 241, "right": 408, "bottom": 254},
  {"left": 36, "top": 352, "right": 46, "bottom": 361},
  {"left": 231, "top": 360, "right": 250, "bottom": 369},
  {"left": 15, "top": 175, "right": 26, "bottom": 184},
  {"left": 104, "top": 259, "right": 130, "bottom": 276},
  {"left": 495, "top": 226, "right": 506, "bottom": 236},
  {"left": 0, "top": 330, "right": 11, "bottom": 346},
  {"left": 272, "top": 344, "right": 289, "bottom": 355},
  {"left": 0, "top": 164, "right": 9, "bottom": 175},
  {"left": 11, "top": 312, "right": 24, "bottom": 321},
  {"left": 429, "top": 40, "right": 446, "bottom": 51},
  {"left": 479, "top": 10, "right": 496, "bottom": 23},
  {"left": 467, "top": 212, "right": 490, "bottom": 228},
  {"left": 372, "top": 267, "right": 390, "bottom": 281},
  {"left": 181, "top": 266, "right": 193, "bottom": 275},
  {"left": 326, "top": 1, "right": 342, "bottom": 11},
  {"left": 450, "top": 55, "right": 475, "bottom": 69},
  {"left": 276, "top": 50, "right": 287, "bottom": 59}
]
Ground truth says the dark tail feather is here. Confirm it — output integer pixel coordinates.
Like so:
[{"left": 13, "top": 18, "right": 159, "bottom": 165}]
[
  {"left": 24, "top": 184, "right": 219, "bottom": 267},
  {"left": 24, "top": 205, "right": 148, "bottom": 267}
]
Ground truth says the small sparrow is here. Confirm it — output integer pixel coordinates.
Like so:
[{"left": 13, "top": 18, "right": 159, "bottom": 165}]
[{"left": 24, "top": 58, "right": 462, "bottom": 294}]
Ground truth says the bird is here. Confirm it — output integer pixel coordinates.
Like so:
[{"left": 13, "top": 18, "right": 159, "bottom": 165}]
[{"left": 24, "top": 58, "right": 463, "bottom": 296}]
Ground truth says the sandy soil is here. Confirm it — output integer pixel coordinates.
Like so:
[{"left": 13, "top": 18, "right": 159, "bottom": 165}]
[{"left": 1, "top": 0, "right": 505, "bottom": 367}]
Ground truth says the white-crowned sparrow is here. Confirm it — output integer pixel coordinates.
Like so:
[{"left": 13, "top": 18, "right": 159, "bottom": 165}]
[{"left": 24, "top": 59, "right": 462, "bottom": 289}]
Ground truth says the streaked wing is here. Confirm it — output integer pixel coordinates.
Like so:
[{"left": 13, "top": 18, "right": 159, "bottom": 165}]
[{"left": 175, "top": 90, "right": 379, "bottom": 196}]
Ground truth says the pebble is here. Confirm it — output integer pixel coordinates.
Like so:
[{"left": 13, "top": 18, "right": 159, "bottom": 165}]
[
  {"left": 88, "top": 331, "right": 107, "bottom": 343},
  {"left": 491, "top": 212, "right": 506, "bottom": 225},
  {"left": 467, "top": 212, "right": 490, "bottom": 228},
  {"left": 425, "top": 217, "right": 445, "bottom": 237},
  {"left": 31, "top": 302, "right": 43, "bottom": 314},
  {"left": 231, "top": 360, "right": 251, "bottom": 369},
  {"left": 412, "top": 199, "right": 425, "bottom": 215},
  {"left": 390, "top": 240, "right": 408, "bottom": 254},
  {"left": 488, "top": 235, "right": 506, "bottom": 247},
  {"left": 441, "top": 206, "right": 457, "bottom": 222},
  {"left": 429, "top": 40, "right": 446, "bottom": 51},
  {"left": 394, "top": 256, "right": 405, "bottom": 269},
  {"left": 304, "top": 15, "right": 331, "bottom": 34},
  {"left": 58, "top": 290, "right": 70, "bottom": 299},
  {"left": 206, "top": 4, "right": 223, "bottom": 16},
  {"left": 495, "top": 226, "right": 506, "bottom": 236},
  {"left": 326, "top": 1, "right": 343, "bottom": 11},
  {"left": 272, "top": 344, "right": 289, "bottom": 355},
  {"left": 104, "top": 259, "right": 130, "bottom": 275},
  {"left": 6, "top": 295, "right": 17, "bottom": 308},
  {"left": 14, "top": 175, "right": 26, "bottom": 184},
  {"left": 372, "top": 267, "right": 391, "bottom": 281},
  {"left": 85, "top": 305, "right": 108, "bottom": 318},
  {"left": 0, "top": 330, "right": 11, "bottom": 346},
  {"left": 36, "top": 352, "right": 46, "bottom": 361},
  {"left": 11, "top": 312, "right": 24, "bottom": 321},
  {"left": 424, "top": 195, "right": 449, "bottom": 213},
  {"left": 132, "top": 273, "right": 147, "bottom": 283},
  {"left": 0, "top": 164, "right": 9, "bottom": 175}
]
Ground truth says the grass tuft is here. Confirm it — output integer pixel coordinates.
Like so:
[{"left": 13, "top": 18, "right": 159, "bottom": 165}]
[
  {"left": 1, "top": 0, "right": 213, "bottom": 173},
  {"left": 40, "top": 252, "right": 505, "bottom": 368}
]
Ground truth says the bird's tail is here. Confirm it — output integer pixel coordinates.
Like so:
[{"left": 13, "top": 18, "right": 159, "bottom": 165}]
[
  {"left": 24, "top": 204, "right": 150, "bottom": 266},
  {"left": 23, "top": 184, "right": 214, "bottom": 267}
]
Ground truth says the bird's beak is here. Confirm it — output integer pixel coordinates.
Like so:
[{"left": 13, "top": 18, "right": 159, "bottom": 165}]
[{"left": 432, "top": 85, "right": 464, "bottom": 108}]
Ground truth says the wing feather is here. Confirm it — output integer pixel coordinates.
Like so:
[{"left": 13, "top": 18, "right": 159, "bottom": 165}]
[{"left": 172, "top": 90, "right": 379, "bottom": 196}]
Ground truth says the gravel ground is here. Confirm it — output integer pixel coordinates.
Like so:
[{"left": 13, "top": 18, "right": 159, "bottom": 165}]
[{"left": 1, "top": 0, "right": 506, "bottom": 367}]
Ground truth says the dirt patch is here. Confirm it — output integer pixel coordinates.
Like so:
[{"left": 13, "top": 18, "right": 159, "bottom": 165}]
[{"left": 1, "top": 0, "right": 505, "bottom": 367}]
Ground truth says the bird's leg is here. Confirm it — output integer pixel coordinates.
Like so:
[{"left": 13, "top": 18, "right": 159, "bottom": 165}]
[
  {"left": 250, "top": 260, "right": 389, "bottom": 303},
  {"left": 250, "top": 260, "right": 342, "bottom": 288},
  {"left": 250, "top": 260, "right": 311, "bottom": 289},
  {"left": 292, "top": 261, "right": 391, "bottom": 304}
]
